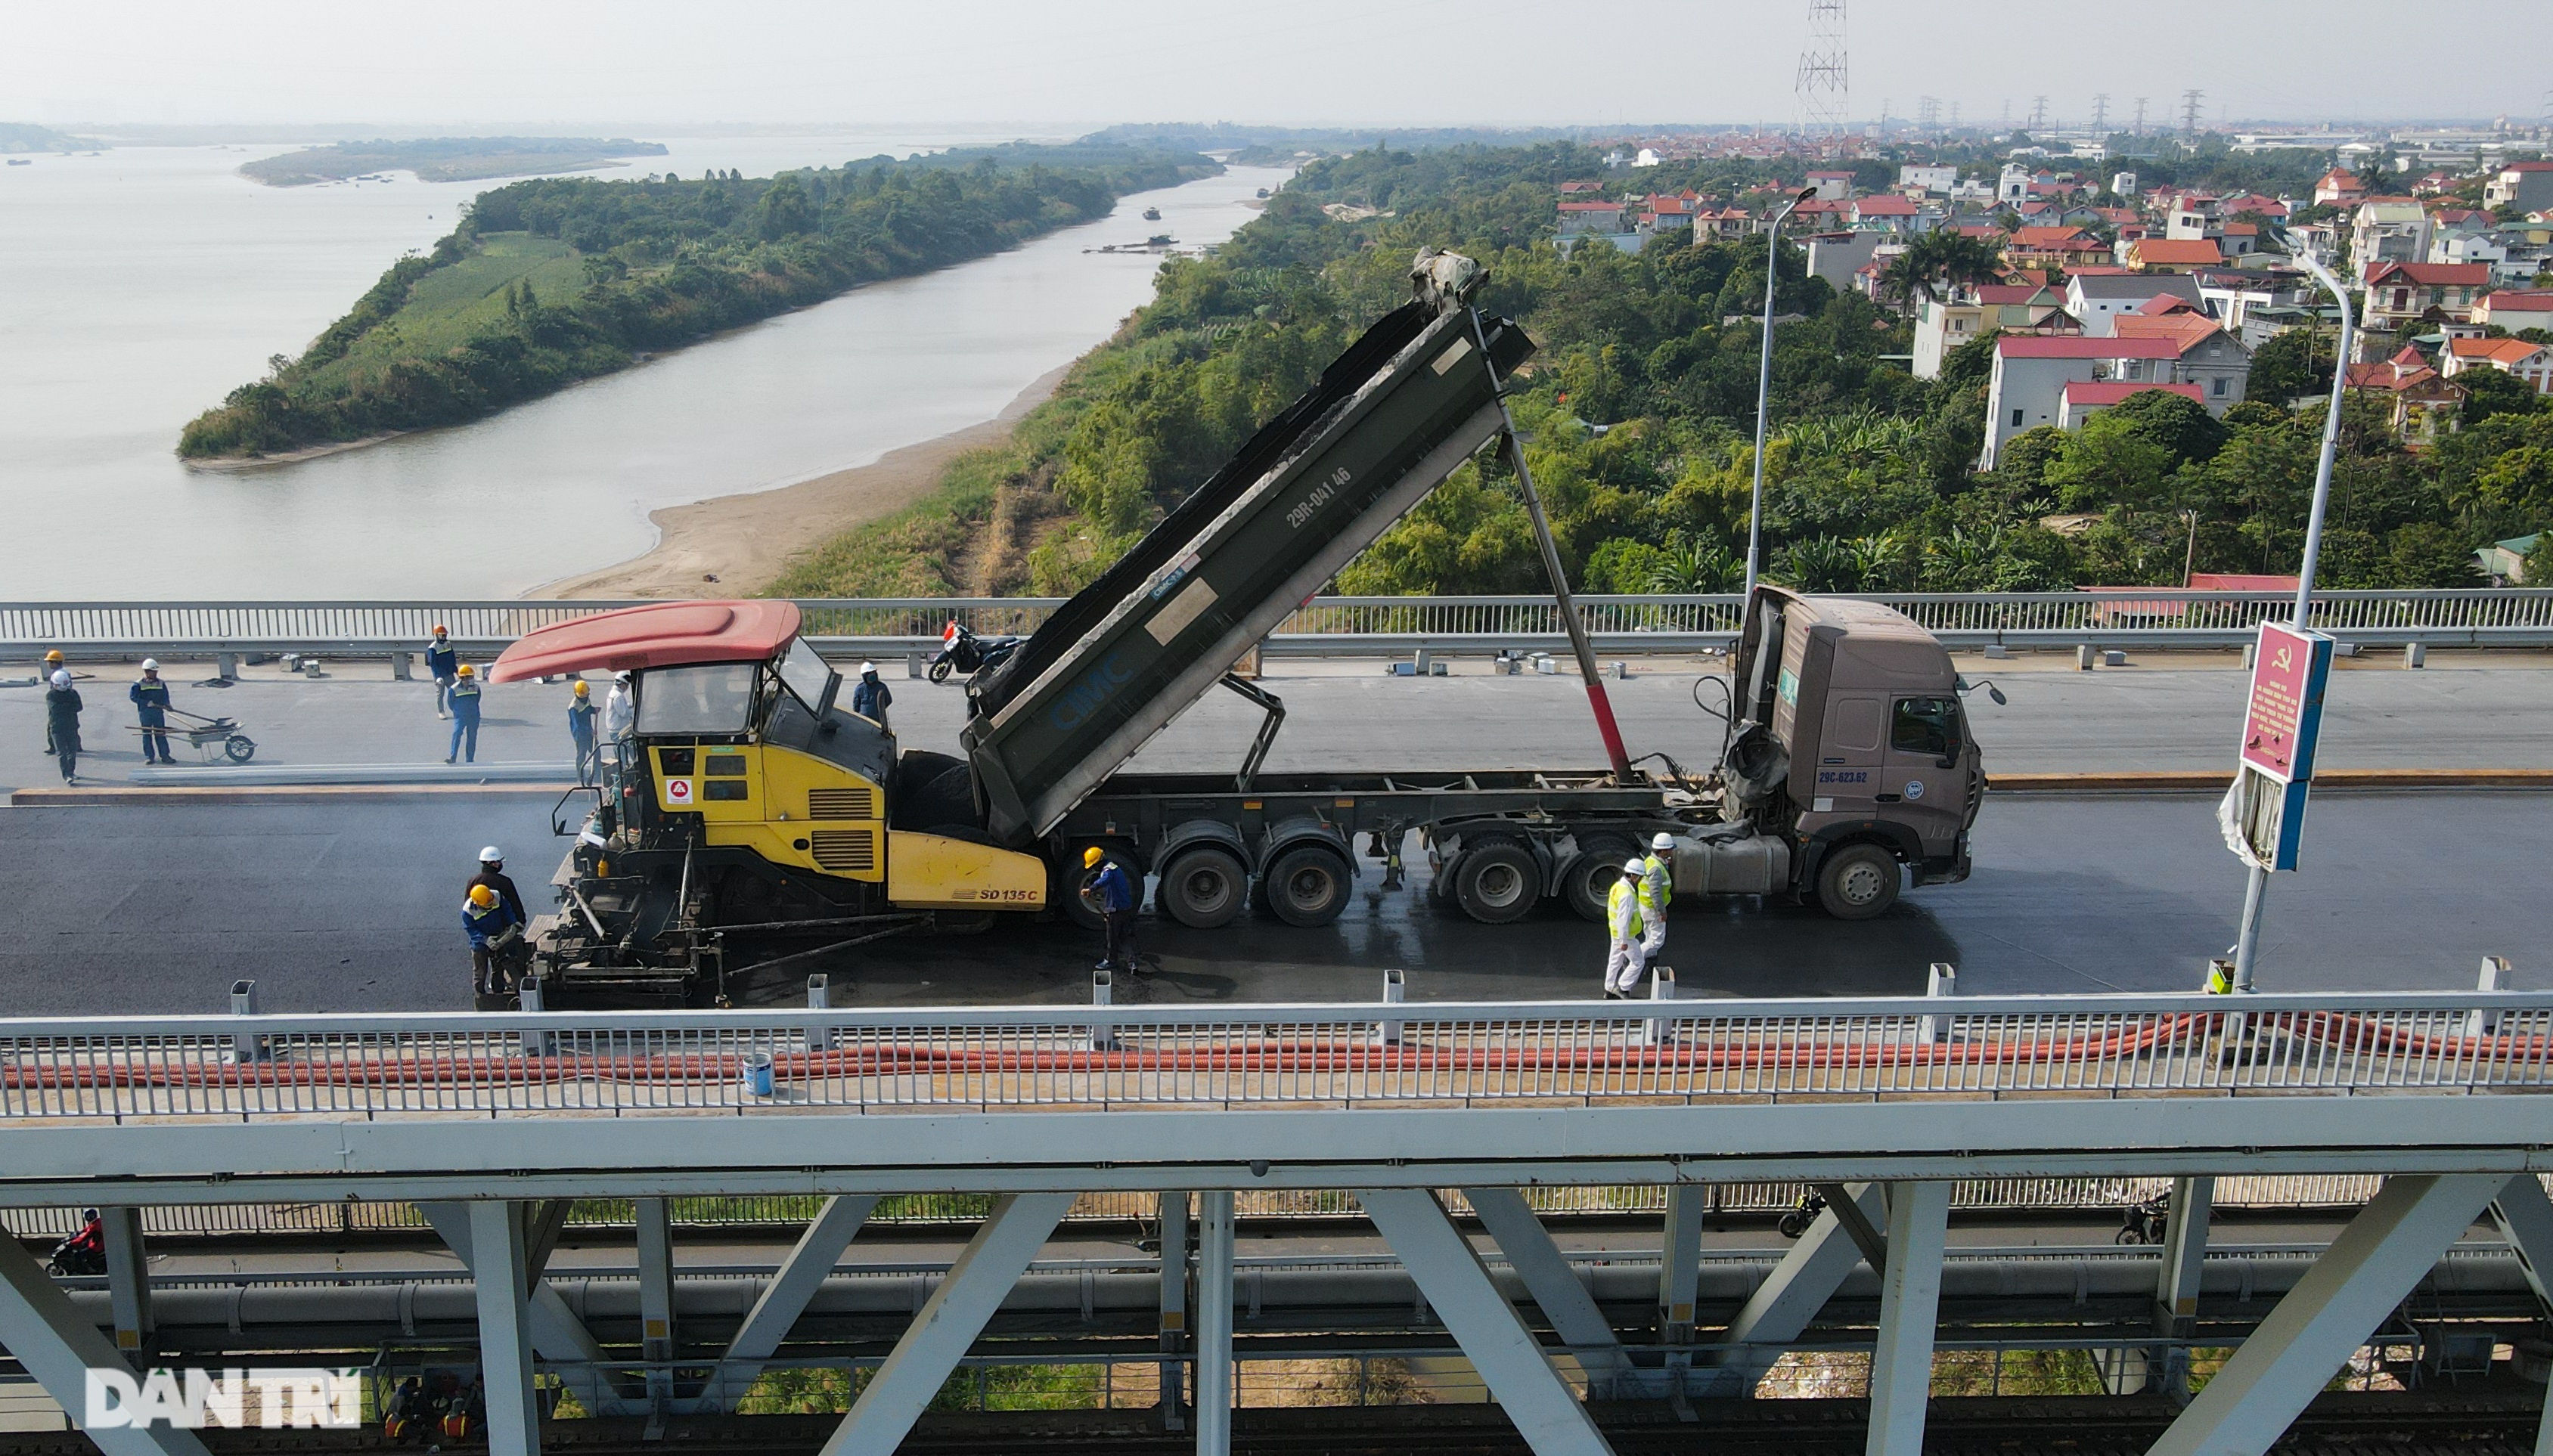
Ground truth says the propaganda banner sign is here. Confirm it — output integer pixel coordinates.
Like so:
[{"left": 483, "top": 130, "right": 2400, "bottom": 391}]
[{"left": 2221, "top": 622, "right": 2335, "bottom": 872}]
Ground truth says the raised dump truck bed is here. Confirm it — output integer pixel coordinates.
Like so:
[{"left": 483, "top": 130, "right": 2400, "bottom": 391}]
[{"left": 962, "top": 269, "right": 1534, "bottom": 845}]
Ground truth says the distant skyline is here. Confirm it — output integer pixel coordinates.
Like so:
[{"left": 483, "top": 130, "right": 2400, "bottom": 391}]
[{"left": 15, "top": 0, "right": 2551, "bottom": 132}]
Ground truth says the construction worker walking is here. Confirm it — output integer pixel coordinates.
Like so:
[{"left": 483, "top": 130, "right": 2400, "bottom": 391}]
[
  {"left": 850, "top": 661, "right": 892, "bottom": 733},
  {"left": 445, "top": 664, "right": 482, "bottom": 764},
  {"left": 1602, "top": 857, "right": 1647, "bottom": 999},
  {"left": 130, "top": 660, "right": 176, "bottom": 765},
  {"left": 1637, "top": 832, "right": 1674, "bottom": 962},
  {"left": 425, "top": 626, "right": 458, "bottom": 719},
  {"left": 44, "top": 668, "right": 83, "bottom": 785},
  {"left": 567, "top": 680, "right": 599, "bottom": 785},
  {"left": 39, "top": 650, "right": 64, "bottom": 754},
  {"left": 1087, "top": 846, "right": 1137, "bottom": 972}
]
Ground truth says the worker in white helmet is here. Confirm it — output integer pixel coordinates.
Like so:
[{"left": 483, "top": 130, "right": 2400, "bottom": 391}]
[
  {"left": 1638, "top": 832, "right": 1674, "bottom": 963},
  {"left": 468, "top": 846, "right": 525, "bottom": 925},
  {"left": 1603, "top": 857, "right": 1648, "bottom": 999},
  {"left": 850, "top": 661, "right": 892, "bottom": 733},
  {"left": 130, "top": 659, "right": 177, "bottom": 766}
]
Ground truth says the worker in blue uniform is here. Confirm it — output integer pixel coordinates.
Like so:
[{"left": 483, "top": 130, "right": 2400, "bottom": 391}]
[
  {"left": 130, "top": 659, "right": 176, "bottom": 765},
  {"left": 463, "top": 883, "right": 525, "bottom": 996},
  {"left": 850, "top": 661, "right": 892, "bottom": 733},
  {"left": 567, "top": 680, "right": 599, "bottom": 785},
  {"left": 425, "top": 626, "right": 458, "bottom": 719},
  {"left": 445, "top": 663, "right": 482, "bottom": 764},
  {"left": 1087, "top": 846, "right": 1137, "bottom": 973}
]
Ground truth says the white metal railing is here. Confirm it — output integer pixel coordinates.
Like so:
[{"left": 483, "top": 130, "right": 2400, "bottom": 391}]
[
  {"left": 7, "top": 590, "right": 2553, "bottom": 658},
  {"left": 5, "top": 992, "right": 2551, "bottom": 1123}
]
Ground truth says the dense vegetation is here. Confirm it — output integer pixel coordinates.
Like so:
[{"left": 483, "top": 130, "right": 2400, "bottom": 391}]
[
  {"left": 178, "top": 146, "right": 1216, "bottom": 459},
  {"left": 238, "top": 136, "right": 668, "bottom": 187},
  {"left": 777, "top": 140, "right": 2553, "bottom": 599}
]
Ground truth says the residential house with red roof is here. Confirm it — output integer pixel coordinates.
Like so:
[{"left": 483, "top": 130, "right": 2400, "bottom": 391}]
[
  {"left": 2362, "top": 262, "right": 2493, "bottom": 329},
  {"left": 2059, "top": 380, "right": 2205, "bottom": 430},
  {"left": 1849, "top": 193, "right": 1925, "bottom": 233},
  {"left": 1979, "top": 328, "right": 2254, "bottom": 466},
  {"left": 2004, "top": 225, "right": 2110, "bottom": 271},
  {"left": 2313, "top": 169, "right": 2367, "bottom": 207},
  {"left": 1804, "top": 170, "right": 1855, "bottom": 201},
  {"left": 2443, "top": 336, "right": 2553, "bottom": 395},
  {"left": 1911, "top": 283, "right": 2080, "bottom": 378},
  {"left": 2123, "top": 237, "right": 2225, "bottom": 273},
  {"left": 1692, "top": 206, "right": 1756, "bottom": 241},
  {"left": 2346, "top": 345, "right": 2465, "bottom": 444},
  {"left": 1557, "top": 200, "right": 1627, "bottom": 235},
  {"left": 2475, "top": 290, "right": 2553, "bottom": 334}
]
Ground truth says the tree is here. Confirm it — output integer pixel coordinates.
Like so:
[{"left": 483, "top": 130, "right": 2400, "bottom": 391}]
[
  {"left": 2043, "top": 416, "right": 2173, "bottom": 513},
  {"left": 2099, "top": 389, "right": 2230, "bottom": 467},
  {"left": 2456, "top": 365, "right": 2543, "bottom": 427},
  {"left": 2247, "top": 329, "right": 2330, "bottom": 407},
  {"left": 1880, "top": 229, "right": 2005, "bottom": 307},
  {"left": 2381, "top": 522, "right": 2483, "bottom": 587}
]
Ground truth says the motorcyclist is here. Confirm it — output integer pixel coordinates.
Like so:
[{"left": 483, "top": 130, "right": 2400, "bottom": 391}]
[{"left": 50, "top": 1209, "right": 105, "bottom": 1275}]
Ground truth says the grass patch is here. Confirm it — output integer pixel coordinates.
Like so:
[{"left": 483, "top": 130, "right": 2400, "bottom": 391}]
[
  {"left": 764, "top": 444, "right": 1022, "bottom": 597},
  {"left": 309, "top": 234, "right": 583, "bottom": 389}
]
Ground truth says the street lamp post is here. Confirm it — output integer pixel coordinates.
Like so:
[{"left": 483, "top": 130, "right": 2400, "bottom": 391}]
[
  {"left": 1742, "top": 187, "right": 1821, "bottom": 599},
  {"left": 2227, "top": 244, "right": 2356, "bottom": 993}
]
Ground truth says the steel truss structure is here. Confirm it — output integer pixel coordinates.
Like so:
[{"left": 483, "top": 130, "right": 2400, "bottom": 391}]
[{"left": 4, "top": 990, "right": 2553, "bottom": 1456}]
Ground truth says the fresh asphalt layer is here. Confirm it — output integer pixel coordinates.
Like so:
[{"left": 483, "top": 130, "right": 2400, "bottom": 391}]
[
  {"left": 10, "top": 653, "right": 2553, "bottom": 795},
  {"left": 7, "top": 789, "right": 2543, "bottom": 1016}
]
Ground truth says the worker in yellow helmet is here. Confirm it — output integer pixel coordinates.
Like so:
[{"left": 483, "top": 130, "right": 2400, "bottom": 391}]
[
  {"left": 462, "top": 881, "right": 525, "bottom": 996},
  {"left": 1603, "top": 857, "right": 1647, "bottom": 999},
  {"left": 567, "top": 679, "right": 599, "bottom": 785},
  {"left": 40, "top": 651, "right": 65, "bottom": 757},
  {"left": 445, "top": 664, "right": 482, "bottom": 765},
  {"left": 1087, "top": 845, "right": 1138, "bottom": 974}
]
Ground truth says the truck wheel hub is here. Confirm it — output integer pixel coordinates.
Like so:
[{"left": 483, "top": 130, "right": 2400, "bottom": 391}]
[{"left": 1838, "top": 860, "right": 1887, "bottom": 903}]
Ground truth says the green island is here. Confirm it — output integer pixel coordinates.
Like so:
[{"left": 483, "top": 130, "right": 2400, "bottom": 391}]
[
  {"left": 237, "top": 135, "right": 668, "bottom": 187},
  {"left": 772, "top": 140, "right": 2553, "bottom": 599},
  {"left": 0, "top": 122, "right": 100, "bottom": 153},
  {"left": 178, "top": 144, "right": 1218, "bottom": 460}
]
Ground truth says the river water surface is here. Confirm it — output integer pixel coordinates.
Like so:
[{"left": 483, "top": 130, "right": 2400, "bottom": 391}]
[{"left": 0, "top": 137, "right": 1283, "bottom": 599}]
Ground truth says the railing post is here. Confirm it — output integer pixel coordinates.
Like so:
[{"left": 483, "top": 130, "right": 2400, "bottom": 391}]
[
  {"left": 2472, "top": 956, "right": 2514, "bottom": 1039},
  {"left": 1374, "top": 968, "right": 1404, "bottom": 1048},
  {"left": 392, "top": 651, "right": 413, "bottom": 682},
  {"left": 1090, "top": 968, "right": 1115, "bottom": 1052},
  {"left": 1644, "top": 964, "right": 1677, "bottom": 1047},
  {"left": 1919, "top": 962, "right": 1956, "bottom": 1044},
  {"left": 518, "top": 976, "right": 551, "bottom": 1057},
  {"left": 228, "top": 978, "right": 266, "bottom": 1063},
  {"left": 2403, "top": 642, "right": 2425, "bottom": 669},
  {"left": 807, "top": 974, "right": 836, "bottom": 1052}
]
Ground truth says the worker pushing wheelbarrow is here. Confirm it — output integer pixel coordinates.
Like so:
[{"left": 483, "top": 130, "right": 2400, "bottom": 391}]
[{"left": 135, "top": 705, "right": 256, "bottom": 765}]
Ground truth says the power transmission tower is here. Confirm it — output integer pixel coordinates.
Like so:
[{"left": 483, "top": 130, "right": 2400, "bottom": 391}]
[
  {"left": 2091, "top": 94, "right": 2111, "bottom": 134},
  {"left": 2029, "top": 96, "right": 2049, "bottom": 132},
  {"left": 1794, "top": 0, "right": 1850, "bottom": 137},
  {"left": 1916, "top": 96, "right": 1941, "bottom": 134},
  {"left": 2133, "top": 97, "right": 2149, "bottom": 135},
  {"left": 1950, "top": 101, "right": 1961, "bottom": 130},
  {"left": 2180, "top": 89, "right": 2204, "bottom": 138}
]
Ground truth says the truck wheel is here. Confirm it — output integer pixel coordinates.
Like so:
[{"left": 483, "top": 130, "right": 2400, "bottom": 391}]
[
  {"left": 1561, "top": 836, "right": 1637, "bottom": 924},
  {"left": 1050, "top": 859, "right": 1107, "bottom": 930},
  {"left": 1261, "top": 846, "right": 1351, "bottom": 928},
  {"left": 1454, "top": 841, "right": 1540, "bottom": 924},
  {"left": 1816, "top": 844, "right": 1901, "bottom": 920},
  {"left": 1158, "top": 848, "right": 1248, "bottom": 929}
]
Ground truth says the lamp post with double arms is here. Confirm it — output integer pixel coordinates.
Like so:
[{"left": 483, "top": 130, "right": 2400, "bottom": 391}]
[{"left": 1743, "top": 187, "right": 1822, "bottom": 599}]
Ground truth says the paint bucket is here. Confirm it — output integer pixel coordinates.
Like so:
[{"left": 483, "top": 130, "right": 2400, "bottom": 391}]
[{"left": 742, "top": 1050, "right": 774, "bottom": 1098}]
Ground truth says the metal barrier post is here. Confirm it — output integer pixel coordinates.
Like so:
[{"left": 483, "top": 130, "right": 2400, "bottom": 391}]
[
  {"left": 1920, "top": 963, "right": 1956, "bottom": 1043},
  {"left": 517, "top": 977, "right": 551, "bottom": 1057},
  {"left": 228, "top": 978, "right": 266, "bottom": 1063},
  {"left": 1375, "top": 968, "right": 1404, "bottom": 1047},
  {"left": 806, "top": 974, "right": 836, "bottom": 1052},
  {"left": 2472, "top": 956, "right": 2514, "bottom": 1039},
  {"left": 1645, "top": 965, "right": 1677, "bottom": 1047},
  {"left": 1090, "top": 969, "right": 1115, "bottom": 1052},
  {"left": 2404, "top": 643, "right": 2426, "bottom": 669},
  {"left": 392, "top": 652, "right": 413, "bottom": 682}
]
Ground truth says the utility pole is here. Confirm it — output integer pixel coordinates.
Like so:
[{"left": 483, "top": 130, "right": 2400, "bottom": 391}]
[
  {"left": 2091, "top": 94, "right": 2111, "bottom": 135},
  {"left": 2180, "top": 88, "right": 2205, "bottom": 138}
]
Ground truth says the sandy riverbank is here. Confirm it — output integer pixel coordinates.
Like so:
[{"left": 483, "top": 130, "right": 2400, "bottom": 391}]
[{"left": 528, "top": 364, "right": 1068, "bottom": 600}]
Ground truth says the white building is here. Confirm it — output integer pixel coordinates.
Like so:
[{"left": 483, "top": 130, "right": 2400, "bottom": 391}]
[
  {"left": 1897, "top": 164, "right": 1959, "bottom": 194},
  {"left": 1980, "top": 333, "right": 2252, "bottom": 468}
]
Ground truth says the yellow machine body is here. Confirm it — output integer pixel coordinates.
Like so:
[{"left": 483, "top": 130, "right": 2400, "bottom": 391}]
[{"left": 887, "top": 831, "right": 1048, "bottom": 909}]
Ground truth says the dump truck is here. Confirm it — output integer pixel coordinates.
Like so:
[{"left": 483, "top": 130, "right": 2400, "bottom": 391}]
[{"left": 492, "top": 249, "right": 1988, "bottom": 1003}]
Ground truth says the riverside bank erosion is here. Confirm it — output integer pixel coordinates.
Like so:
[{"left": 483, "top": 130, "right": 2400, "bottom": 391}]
[{"left": 531, "top": 364, "right": 1068, "bottom": 599}]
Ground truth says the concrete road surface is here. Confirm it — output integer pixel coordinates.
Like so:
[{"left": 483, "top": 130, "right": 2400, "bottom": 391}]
[
  {"left": 8, "top": 653, "right": 2553, "bottom": 795},
  {"left": 8, "top": 789, "right": 2543, "bottom": 1017}
]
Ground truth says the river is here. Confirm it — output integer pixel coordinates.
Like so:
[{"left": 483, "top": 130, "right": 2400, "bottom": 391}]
[{"left": 0, "top": 136, "right": 1286, "bottom": 599}]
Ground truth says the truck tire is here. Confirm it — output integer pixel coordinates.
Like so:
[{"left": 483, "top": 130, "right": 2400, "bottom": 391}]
[
  {"left": 1816, "top": 843, "right": 1901, "bottom": 920},
  {"left": 1561, "top": 835, "right": 1638, "bottom": 924},
  {"left": 1261, "top": 845, "right": 1351, "bottom": 928},
  {"left": 1158, "top": 847, "right": 1249, "bottom": 929},
  {"left": 1050, "top": 858, "right": 1108, "bottom": 930},
  {"left": 1454, "top": 841, "right": 1540, "bottom": 924}
]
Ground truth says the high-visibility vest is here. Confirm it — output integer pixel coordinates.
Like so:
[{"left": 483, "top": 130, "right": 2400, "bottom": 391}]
[
  {"left": 1608, "top": 876, "right": 1644, "bottom": 940},
  {"left": 1639, "top": 853, "right": 1672, "bottom": 916}
]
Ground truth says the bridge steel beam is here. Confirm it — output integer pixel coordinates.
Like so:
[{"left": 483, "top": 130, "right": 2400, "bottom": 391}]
[
  {"left": 1194, "top": 1191, "right": 1236, "bottom": 1456},
  {"left": 702, "top": 1194, "right": 880, "bottom": 1410},
  {"left": 0, "top": 1216, "right": 210, "bottom": 1456},
  {"left": 1158, "top": 1191, "right": 1190, "bottom": 1431},
  {"left": 1359, "top": 1189, "right": 1615, "bottom": 1456},
  {"left": 101, "top": 1207, "right": 151, "bottom": 1355},
  {"left": 2146, "top": 1173, "right": 2509, "bottom": 1456},
  {"left": 470, "top": 1201, "right": 543, "bottom": 1456},
  {"left": 2489, "top": 1174, "right": 2553, "bottom": 1314},
  {"left": 1655, "top": 1185, "right": 1708, "bottom": 1344},
  {"left": 1864, "top": 1182, "right": 1950, "bottom": 1456},
  {"left": 1695, "top": 1181, "right": 1886, "bottom": 1398},
  {"left": 421, "top": 1203, "right": 619, "bottom": 1417},
  {"left": 815, "top": 1191, "right": 1075, "bottom": 1456},
  {"left": 1465, "top": 1187, "right": 1628, "bottom": 1392},
  {"left": 634, "top": 1199, "right": 675, "bottom": 1411},
  {"left": 524, "top": 1200, "right": 573, "bottom": 1285}
]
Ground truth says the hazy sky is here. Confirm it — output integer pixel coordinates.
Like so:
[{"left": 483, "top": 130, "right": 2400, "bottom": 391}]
[{"left": 17, "top": 0, "right": 2551, "bottom": 131}]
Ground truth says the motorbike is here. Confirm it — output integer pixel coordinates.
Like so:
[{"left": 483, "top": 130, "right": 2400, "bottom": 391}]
[
  {"left": 929, "top": 622, "right": 1025, "bottom": 684},
  {"left": 47, "top": 1214, "right": 105, "bottom": 1277},
  {"left": 2115, "top": 1188, "right": 2173, "bottom": 1245},
  {"left": 1776, "top": 1188, "right": 1828, "bottom": 1240}
]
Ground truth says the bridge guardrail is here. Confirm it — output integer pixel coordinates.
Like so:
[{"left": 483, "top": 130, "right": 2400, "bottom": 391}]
[
  {"left": 6, "top": 590, "right": 2553, "bottom": 661},
  {"left": 5, "top": 992, "right": 2550, "bottom": 1123}
]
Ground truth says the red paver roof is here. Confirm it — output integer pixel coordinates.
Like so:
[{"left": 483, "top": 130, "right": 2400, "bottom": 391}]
[
  {"left": 491, "top": 601, "right": 803, "bottom": 681},
  {"left": 2131, "top": 239, "right": 2224, "bottom": 265},
  {"left": 2365, "top": 262, "right": 2490, "bottom": 287}
]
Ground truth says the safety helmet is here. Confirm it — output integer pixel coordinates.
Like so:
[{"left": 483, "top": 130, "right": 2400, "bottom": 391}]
[
  {"left": 859, "top": 661, "right": 877, "bottom": 676},
  {"left": 141, "top": 658, "right": 160, "bottom": 672},
  {"left": 573, "top": 680, "right": 589, "bottom": 695},
  {"left": 43, "top": 649, "right": 63, "bottom": 663},
  {"left": 1651, "top": 832, "right": 1675, "bottom": 852},
  {"left": 432, "top": 624, "right": 448, "bottom": 635},
  {"left": 479, "top": 846, "right": 503, "bottom": 865},
  {"left": 614, "top": 670, "right": 631, "bottom": 683},
  {"left": 51, "top": 669, "right": 71, "bottom": 689},
  {"left": 1083, "top": 846, "right": 1105, "bottom": 868},
  {"left": 468, "top": 885, "right": 498, "bottom": 908},
  {"left": 1623, "top": 857, "right": 1647, "bottom": 875},
  {"left": 457, "top": 664, "right": 475, "bottom": 677}
]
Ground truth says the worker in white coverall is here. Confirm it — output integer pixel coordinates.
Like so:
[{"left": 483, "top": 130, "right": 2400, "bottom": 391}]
[
  {"left": 1603, "top": 857, "right": 1649, "bottom": 998},
  {"left": 1638, "top": 832, "right": 1674, "bottom": 962}
]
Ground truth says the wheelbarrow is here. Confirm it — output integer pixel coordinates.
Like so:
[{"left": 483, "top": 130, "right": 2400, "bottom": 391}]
[{"left": 137, "top": 705, "right": 256, "bottom": 764}]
